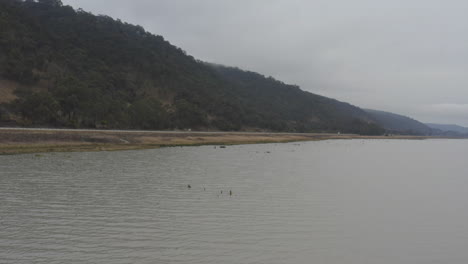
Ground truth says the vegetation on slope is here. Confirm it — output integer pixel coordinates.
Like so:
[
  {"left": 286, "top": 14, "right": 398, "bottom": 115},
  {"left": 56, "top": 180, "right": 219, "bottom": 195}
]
[
  {"left": 365, "top": 109, "right": 432, "bottom": 135},
  {"left": 0, "top": 0, "right": 384, "bottom": 134},
  {"left": 426, "top": 123, "right": 468, "bottom": 137}
]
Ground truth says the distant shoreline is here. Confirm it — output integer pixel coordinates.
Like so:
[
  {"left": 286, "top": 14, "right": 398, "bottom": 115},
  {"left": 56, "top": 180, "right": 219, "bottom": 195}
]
[{"left": 0, "top": 128, "right": 441, "bottom": 155}]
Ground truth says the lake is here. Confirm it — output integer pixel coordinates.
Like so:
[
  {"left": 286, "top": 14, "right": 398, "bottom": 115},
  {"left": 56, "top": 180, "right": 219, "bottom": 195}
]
[{"left": 1, "top": 139, "right": 468, "bottom": 264}]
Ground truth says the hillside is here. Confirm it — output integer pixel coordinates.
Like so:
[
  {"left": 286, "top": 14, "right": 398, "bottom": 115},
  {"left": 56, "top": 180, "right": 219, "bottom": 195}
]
[
  {"left": 365, "top": 109, "right": 432, "bottom": 135},
  {"left": 426, "top": 123, "right": 468, "bottom": 137},
  {"left": 426, "top": 123, "right": 468, "bottom": 134},
  {"left": 0, "top": 0, "right": 383, "bottom": 134}
]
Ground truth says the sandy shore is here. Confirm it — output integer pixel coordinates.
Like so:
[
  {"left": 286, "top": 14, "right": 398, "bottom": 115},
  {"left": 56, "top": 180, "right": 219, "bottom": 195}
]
[{"left": 0, "top": 128, "right": 431, "bottom": 155}]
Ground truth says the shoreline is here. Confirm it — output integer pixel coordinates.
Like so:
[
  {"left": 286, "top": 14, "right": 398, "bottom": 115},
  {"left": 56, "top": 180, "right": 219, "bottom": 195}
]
[{"left": 0, "top": 128, "right": 437, "bottom": 155}]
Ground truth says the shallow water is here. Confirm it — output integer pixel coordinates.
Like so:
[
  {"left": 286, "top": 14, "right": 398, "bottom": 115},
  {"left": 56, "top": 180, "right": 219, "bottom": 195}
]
[{"left": 1, "top": 139, "right": 468, "bottom": 263}]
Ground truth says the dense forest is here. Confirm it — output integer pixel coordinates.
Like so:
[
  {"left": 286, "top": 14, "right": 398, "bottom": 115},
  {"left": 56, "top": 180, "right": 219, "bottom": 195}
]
[{"left": 0, "top": 0, "right": 384, "bottom": 134}]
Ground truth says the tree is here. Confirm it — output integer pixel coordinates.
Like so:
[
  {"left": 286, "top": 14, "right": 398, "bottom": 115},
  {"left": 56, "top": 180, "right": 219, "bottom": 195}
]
[{"left": 18, "top": 92, "right": 61, "bottom": 125}]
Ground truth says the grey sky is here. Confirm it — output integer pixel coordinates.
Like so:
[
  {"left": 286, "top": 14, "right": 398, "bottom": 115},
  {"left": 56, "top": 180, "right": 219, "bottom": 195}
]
[{"left": 63, "top": 0, "right": 468, "bottom": 126}]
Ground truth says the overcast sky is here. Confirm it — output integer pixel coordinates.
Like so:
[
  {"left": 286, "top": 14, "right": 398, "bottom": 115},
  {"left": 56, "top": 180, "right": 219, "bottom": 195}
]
[{"left": 63, "top": 0, "right": 468, "bottom": 125}]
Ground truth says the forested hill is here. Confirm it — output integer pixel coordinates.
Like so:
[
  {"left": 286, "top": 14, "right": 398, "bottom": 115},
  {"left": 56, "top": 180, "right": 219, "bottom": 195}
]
[
  {"left": 426, "top": 123, "right": 468, "bottom": 134},
  {"left": 365, "top": 109, "right": 432, "bottom": 135},
  {"left": 426, "top": 123, "right": 468, "bottom": 137},
  {"left": 0, "top": 0, "right": 384, "bottom": 134}
]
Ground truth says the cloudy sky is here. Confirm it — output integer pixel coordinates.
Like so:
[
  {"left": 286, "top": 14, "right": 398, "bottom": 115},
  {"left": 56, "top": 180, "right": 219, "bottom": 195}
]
[{"left": 63, "top": 0, "right": 468, "bottom": 125}]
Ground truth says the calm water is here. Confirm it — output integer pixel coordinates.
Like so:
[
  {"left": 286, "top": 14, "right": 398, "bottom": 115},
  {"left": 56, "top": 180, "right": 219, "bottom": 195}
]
[{"left": 1, "top": 139, "right": 468, "bottom": 264}]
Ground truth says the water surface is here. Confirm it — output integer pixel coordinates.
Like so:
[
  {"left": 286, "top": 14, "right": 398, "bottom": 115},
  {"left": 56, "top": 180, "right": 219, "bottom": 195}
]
[{"left": 1, "top": 139, "right": 468, "bottom": 263}]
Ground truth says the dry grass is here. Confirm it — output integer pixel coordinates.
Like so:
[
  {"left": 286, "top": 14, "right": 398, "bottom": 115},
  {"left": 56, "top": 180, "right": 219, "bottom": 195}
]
[{"left": 0, "top": 129, "right": 432, "bottom": 155}]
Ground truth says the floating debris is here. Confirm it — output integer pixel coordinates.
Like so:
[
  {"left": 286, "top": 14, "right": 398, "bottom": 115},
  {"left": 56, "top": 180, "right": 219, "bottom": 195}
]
[
  {"left": 230, "top": 190, "right": 232, "bottom": 196},
  {"left": 187, "top": 184, "right": 192, "bottom": 189},
  {"left": 220, "top": 146, "right": 226, "bottom": 149}
]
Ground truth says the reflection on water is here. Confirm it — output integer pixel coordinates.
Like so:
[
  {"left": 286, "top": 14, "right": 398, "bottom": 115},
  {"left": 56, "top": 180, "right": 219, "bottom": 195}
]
[{"left": 1, "top": 140, "right": 468, "bottom": 263}]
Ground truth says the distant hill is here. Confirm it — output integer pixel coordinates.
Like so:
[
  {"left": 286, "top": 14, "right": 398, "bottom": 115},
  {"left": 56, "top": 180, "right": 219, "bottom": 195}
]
[
  {"left": 365, "top": 109, "right": 432, "bottom": 135},
  {"left": 426, "top": 123, "right": 468, "bottom": 134},
  {"left": 0, "top": 0, "right": 384, "bottom": 134},
  {"left": 426, "top": 123, "right": 468, "bottom": 137}
]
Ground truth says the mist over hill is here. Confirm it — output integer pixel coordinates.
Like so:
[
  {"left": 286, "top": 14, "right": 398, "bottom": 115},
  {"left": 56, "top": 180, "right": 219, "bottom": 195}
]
[{"left": 0, "top": 0, "right": 385, "bottom": 134}]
